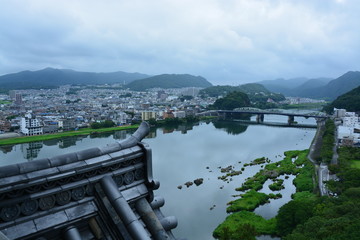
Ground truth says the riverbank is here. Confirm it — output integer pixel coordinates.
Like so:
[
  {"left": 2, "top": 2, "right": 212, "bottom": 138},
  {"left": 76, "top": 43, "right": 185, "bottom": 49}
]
[
  {"left": 0, "top": 116, "right": 217, "bottom": 146},
  {"left": 212, "top": 118, "right": 339, "bottom": 239},
  {"left": 213, "top": 149, "right": 315, "bottom": 239},
  {"left": 0, "top": 125, "right": 139, "bottom": 146},
  {"left": 0, "top": 132, "right": 21, "bottom": 139}
]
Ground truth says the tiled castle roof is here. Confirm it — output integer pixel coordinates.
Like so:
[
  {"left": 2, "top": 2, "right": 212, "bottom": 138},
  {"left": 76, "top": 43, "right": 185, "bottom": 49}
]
[{"left": 0, "top": 122, "right": 181, "bottom": 240}]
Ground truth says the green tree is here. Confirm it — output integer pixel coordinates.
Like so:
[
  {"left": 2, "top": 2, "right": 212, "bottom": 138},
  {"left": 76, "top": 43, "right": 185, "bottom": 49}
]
[
  {"left": 147, "top": 118, "right": 157, "bottom": 126},
  {"left": 232, "top": 224, "right": 257, "bottom": 240},
  {"left": 103, "top": 120, "right": 115, "bottom": 128},
  {"left": 276, "top": 199, "right": 316, "bottom": 236},
  {"left": 91, "top": 122, "right": 101, "bottom": 129},
  {"left": 210, "top": 91, "right": 251, "bottom": 110}
]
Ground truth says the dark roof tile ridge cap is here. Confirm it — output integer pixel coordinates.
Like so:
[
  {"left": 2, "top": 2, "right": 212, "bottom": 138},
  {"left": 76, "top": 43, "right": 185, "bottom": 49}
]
[
  {"left": 131, "top": 121, "right": 150, "bottom": 142},
  {"left": 116, "top": 121, "right": 150, "bottom": 149}
]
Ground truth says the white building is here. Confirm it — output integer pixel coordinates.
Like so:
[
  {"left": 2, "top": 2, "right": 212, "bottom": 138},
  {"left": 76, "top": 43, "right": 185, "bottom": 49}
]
[
  {"left": 336, "top": 109, "right": 360, "bottom": 147},
  {"left": 334, "top": 108, "right": 346, "bottom": 118},
  {"left": 20, "top": 112, "right": 43, "bottom": 136},
  {"left": 173, "top": 111, "right": 186, "bottom": 118},
  {"left": 141, "top": 111, "right": 157, "bottom": 121},
  {"left": 338, "top": 126, "right": 360, "bottom": 147},
  {"left": 114, "top": 112, "right": 129, "bottom": 125},
  {"left": 343, "top": 116, "right": 360, "bottom": 128}
]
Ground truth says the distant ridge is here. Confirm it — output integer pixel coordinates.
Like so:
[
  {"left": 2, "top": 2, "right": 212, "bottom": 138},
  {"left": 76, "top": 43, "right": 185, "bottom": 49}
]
[
  {"left": 258, "top": 71, "right": 360, "bottom": 100},
  {"left": 258, "top": 77, "right": 332, "bottom": 97},
  {"left": 125, "top": 74, "right": 212, "bottom": 91},
  {"left": 316, "top": 71, "right": 360, "bottom": 100},
  {"left": 323, "top": 85, "right": 360, "bottom": 113},
  {"left": 0, "top": 68, "right": 150, "bottom": 90}
]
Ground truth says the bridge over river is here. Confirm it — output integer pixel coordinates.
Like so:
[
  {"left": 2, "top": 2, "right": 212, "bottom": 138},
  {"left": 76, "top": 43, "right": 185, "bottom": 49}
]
[{"left": 197, "top": 108, "right": 328, "bottom": 127}]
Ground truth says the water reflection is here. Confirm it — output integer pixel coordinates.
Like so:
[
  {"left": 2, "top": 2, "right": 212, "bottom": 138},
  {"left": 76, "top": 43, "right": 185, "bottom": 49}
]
[
  {"left": 0, "top": 145, "right": 13, "bottom": 154},
  {"left": 43, "top": 138, "right": 59, "bottom": 146},
  {"left": 158, "top": 123, "right": 196, "bottom": 135},
  {"left": 146, "top": 129, "right": 157, "bottom": 139},
  {"left": 59, "top": 136, "right": 82, "bottom": 148},
  {"left": 212, "top": 120, "right": 248, "bottom": 135},
  {"left": 89, "top": 131, "right": 114, "bottom": 139},
  {"left": 113, "top": 130, "right": 128, "bottom": 140},
  {"left": 21, "top": 142, "right": 43, "bottom": 160}
]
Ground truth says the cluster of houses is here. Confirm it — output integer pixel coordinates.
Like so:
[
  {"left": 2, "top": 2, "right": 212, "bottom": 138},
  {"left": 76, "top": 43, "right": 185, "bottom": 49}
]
[
  {"left": 334, "top": 108, "right": 360, "bottom": 147},
  {"left": 282, "top": 97, "right": 326, "bottom": 105},
  {"left": 0, "top": 85, "right": 215, "bottom": 136}
]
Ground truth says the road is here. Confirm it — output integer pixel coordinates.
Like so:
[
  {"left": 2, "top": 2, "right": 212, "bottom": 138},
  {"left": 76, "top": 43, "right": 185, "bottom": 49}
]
[
  {"left": 307, "top": 119, "right": 330, "bottom": 196},
  {"left": 318, "top": 163, "right": 330, "bottom": 196}
]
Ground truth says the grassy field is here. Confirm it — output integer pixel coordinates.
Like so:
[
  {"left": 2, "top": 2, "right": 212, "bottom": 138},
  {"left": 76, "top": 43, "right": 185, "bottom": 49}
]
[
  {"left": 0, "top": 100, "right": 11, "bottom": 104},
  {"left": 350, "top": 160, "right": 360, "bottom": 169},
  {"left": 0, "top": 125, "right": 139, "bottom": 146},
  {"left": 282, "top": 102, "right": 327, "bottom": 109}
]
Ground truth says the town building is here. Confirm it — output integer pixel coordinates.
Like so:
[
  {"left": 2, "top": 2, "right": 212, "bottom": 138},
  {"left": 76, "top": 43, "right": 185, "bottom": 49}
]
[
  {"left": 173, "top": 111, "right": 186, "bottom": 118},
  {"left": 163, "top": 111, "right": 174, "bottom": 119},
  {"left": 336, "top": 109, "right": 360, "bottom": 147},
  {"left": 58, "top": 118, "right": 76, "bottom": 131},
  {"left": 14, "top": 93, "right": 23, "bottom": 105},
  {"left": 20, "top": 112, "right": 43, "bottom": 136},
  {"left": 0, "top": 120, "right": 11, "bottom": 132},
  {"left": 141, "top": 111, "right": 157, "bottom": 121}
]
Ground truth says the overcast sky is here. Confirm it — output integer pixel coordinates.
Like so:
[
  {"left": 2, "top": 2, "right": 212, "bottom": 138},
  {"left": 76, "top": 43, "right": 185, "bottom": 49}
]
[{"left": 0, "top": 0, "right": 359, "bottom": 85}]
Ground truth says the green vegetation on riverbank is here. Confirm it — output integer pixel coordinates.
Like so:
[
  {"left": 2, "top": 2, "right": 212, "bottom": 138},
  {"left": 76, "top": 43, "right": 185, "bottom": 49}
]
[
  {"left": 269, "top": 179, "right": 285, "bottom": 191},
  {"left": 327, "top": 147, "right": 360, "bottom": 194},
  {"left": 281, "top": 147, "right": 360, "bottom": 240},
  {"left": 319, "top": 119, "right": 335, "bottom": 163},
  {"left": 213, "top": 149, "right": 315, "bottom": 239},
  {"left": 227, "top": 190, "right": 269, "bottom": 213},
  {"left": 0, "top": 125, "right": 139, "bottom": 146},
  {"left": 213, "top": 211, "right": 277, "bottom": 239}
]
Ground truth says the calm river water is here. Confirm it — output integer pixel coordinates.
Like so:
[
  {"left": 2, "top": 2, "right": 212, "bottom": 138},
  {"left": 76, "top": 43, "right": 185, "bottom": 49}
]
[{"left": 0, "top": 115, "right": 316, "bottom": 240}]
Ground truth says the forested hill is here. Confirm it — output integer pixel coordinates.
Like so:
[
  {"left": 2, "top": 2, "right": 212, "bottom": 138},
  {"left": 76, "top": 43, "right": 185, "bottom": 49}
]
[
  {"left": 209, "top": 91, "right": 251, "bottom": 110},
  {"left": 317, "top": 71, "right": 360, "bottom": 100},
  {"left": 200, "top": 83, "right": 285, "bottom": 106},
  {"left": 0, "top": 68, "right": 150, "bottom": 90},
  {"left": 125, "top": 74, "right": 212, "bottom": 91},
  {"left": 323, "top": 85, "right": 360, "bottom": 113}
]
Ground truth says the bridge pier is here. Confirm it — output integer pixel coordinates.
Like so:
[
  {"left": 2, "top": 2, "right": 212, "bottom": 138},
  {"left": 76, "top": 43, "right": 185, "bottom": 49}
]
[
  {"left": 288, "top": 115, "right": 295, "bottom": 125},
  {"left": 256, "top": 114, "right": 264, "bottom": 123}
]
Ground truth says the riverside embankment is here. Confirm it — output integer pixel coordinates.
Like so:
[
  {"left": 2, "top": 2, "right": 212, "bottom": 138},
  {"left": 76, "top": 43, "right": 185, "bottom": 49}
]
[{"left": 0, "top": 125, "right": 139, "bottom": 146}]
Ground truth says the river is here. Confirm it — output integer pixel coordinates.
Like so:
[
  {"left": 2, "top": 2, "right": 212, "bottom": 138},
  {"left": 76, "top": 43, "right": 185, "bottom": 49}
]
[{"left": 0, "top": 115, "right": 316, "bottom": 240}]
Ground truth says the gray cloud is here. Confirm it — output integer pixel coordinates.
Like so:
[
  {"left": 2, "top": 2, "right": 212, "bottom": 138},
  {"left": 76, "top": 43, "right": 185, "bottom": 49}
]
[{"left": 0, "top": 0, "right": 359, "bottom": 85}]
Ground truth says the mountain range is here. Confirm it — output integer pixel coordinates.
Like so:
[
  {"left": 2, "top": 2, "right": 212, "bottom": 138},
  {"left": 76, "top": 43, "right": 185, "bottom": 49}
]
[
  {"left": 0, "top": 68, "right": 212, "bottom": 91},
  {"left": 258, "top": 71, "right": 360, "bottom": 100},
  {"left": 323, "top": 85, "right": 360, "bottom": 113},
  {"left": 1, "top": 68, "right": 359, "bottom": 99},
  {"left": 126, "top": 74, "right": 212, "bottom": 91}
]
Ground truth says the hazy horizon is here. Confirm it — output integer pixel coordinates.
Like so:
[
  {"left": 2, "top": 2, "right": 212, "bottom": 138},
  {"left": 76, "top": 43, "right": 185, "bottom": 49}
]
[{"left": 1, "top": 0, "right": 359, "bottom": 85}]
